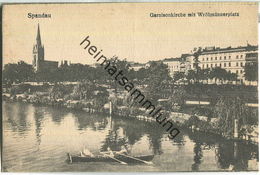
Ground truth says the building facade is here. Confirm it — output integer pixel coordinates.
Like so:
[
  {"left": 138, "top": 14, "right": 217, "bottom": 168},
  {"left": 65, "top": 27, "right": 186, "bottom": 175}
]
[
  {"left": 196, "top": 44, "right": 258, "bottom": 83},
  {"left": 161, "top": 44, "right": 257, "bottom": 85},
  {"left": 32, "top": 24, "right": 58, "bottom": 72},
  {"left": 162, "top": 58, "right": 181, "bottom": 77}
]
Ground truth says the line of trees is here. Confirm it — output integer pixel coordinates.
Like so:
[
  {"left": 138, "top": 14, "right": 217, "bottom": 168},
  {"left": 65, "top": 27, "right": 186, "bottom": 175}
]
[
  {"left": 173, "top": 67, "right": 239, "bottom": 85},
  {"left": 244, "top": 63, "right": 258, "bottom": 85},
  {"left": 3, "top": 59, "right": 258, "bottom": 87}
]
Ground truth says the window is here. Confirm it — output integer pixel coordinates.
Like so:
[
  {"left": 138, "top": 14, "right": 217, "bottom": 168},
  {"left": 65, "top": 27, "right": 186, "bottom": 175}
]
[
  {"left": 236, "top": 55, "right": 239, "bottom": 59},
  {"left": 229, "top": 56, "right": 231, "bottom": 59},
  {"left": 206, "top": 57, "right": 208, "bottom": 61},
  {"left": 236, "top": 62, "right": 239, "bottom": 67},
  {"left": 206, "top": 64, "right": 208, "bottom": 68},
  {"left": 202, "top": 58, "right": 204, "bottom": 61},
  {"left": 241, "top": 55, "right": 243, "bottom": 58},
  {"left": 215, "top": 64, "right": 217, "bottom": 67},
  {"left": 240, "top": 62, "right": 243, "bottom": 67},
  {"left": 236, "top": 70, "right": 238, "bottom": 74},
  {"left": 211, "top": 64, "right": 213, "bottom": 68},
  {"left": 224, "top": 63, "right": 226, "bottom": 67},
  {"left": 215, "top": 57, "right": 217, "bottom": 60},
  {"left": 229, "top": 62, "right": 231, "bottom": 67},
  {"left": 220, "top": 63, "right": 222, "bottom": 68},
  {"left": 220, "top": 56, "right": 222, "bottom": 60},
  {"left": 202, "top": 64, "right": 204, "bottom": 69},
  {"left": 211, "top": 57, "right": 213, "bottom": 61},
  {"left": 224, "top": 56, "right": 226, "bottom": 60},
  {"left": 240, "top": 70, "right": 243, "bottom": 74}
]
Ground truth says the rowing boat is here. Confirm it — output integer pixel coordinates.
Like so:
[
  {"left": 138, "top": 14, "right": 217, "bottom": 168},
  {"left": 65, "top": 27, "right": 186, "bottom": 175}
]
[{"left": 67, "top": 153, "right": 154, "bottom": 163}]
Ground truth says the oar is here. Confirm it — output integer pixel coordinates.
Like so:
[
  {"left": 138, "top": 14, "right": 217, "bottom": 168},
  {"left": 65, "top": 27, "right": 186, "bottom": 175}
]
[
  {"left": 101, "top": 152, "right": 127, "bottom": 165},
  {"left": 115, "top": 153, "right": 153, "bottom": 165}
]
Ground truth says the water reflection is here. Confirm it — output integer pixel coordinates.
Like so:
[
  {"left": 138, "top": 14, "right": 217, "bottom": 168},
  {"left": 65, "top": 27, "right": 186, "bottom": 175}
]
[
  {"left": 4, "top": 102, "right": 31, "bottom": 135},
  {"left": 33, "top": 107, "right": 45, "bottom": 146},
  {"left": 191, "top": 141, "right": 203, "bottom": 171},
  {"left": 73, "top": 111, "right": 108, "bottom": 131},
  {"left": 216, "top": 141, "right": 259, "bottom": 171},
  {"left": 2, "top": 102, "right": 258, "bottom": 172}
]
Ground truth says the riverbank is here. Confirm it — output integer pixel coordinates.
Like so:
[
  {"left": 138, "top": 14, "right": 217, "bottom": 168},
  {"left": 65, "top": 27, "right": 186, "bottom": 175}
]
[{"left": 3, "top": 91, "right": 258, "bottom": 145}]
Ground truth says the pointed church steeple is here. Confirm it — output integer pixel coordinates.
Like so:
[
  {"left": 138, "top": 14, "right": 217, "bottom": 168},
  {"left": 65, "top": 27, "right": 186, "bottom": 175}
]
[
  {"left": 33, "top": 23, "right": 45, "bottom": 72},
  {"left": 36, "top": 23, "right": 42, "bottom": 46}
]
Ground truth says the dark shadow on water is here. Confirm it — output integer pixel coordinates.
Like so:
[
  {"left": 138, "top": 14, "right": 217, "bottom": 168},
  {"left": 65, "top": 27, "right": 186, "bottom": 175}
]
[
  {"left": 3, "top": 102, "right": 31, "bottom": 135},
  {"left": 72, "top": 111, "right": 108, "bottom": 131},
  {"left": 188, "top": 130, "right": 259, "bottom": 171}
]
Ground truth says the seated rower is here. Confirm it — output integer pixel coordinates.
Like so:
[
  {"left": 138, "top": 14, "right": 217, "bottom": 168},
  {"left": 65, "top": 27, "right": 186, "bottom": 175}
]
[
  {"left": 117, "top": 146, "right": 128, "bottom": 154},
  {"left": 80, "top": 147, "right": 94, "bottom": 157},
  {"left": 107, "top": 147, "right": 114, "bottom": 157}
]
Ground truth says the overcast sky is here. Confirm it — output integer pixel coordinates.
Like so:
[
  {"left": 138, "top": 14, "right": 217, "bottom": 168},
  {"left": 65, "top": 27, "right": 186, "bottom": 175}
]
[{"left": 3, "top": 2, "right": 258, "bottom": 65}]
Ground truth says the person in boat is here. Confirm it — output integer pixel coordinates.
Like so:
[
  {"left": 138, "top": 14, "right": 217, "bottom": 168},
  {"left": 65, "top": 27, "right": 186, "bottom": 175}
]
[
  {"left": 80, "top": 147, "right": 94, "bottom": 157},
  {"left": 117, "top": 145, "right": 128, "bottom": 155},
  {"left": 105, "top": 146, "right": 128, "bottom": 155},
  {"left": 106, "top": 147, "right": 114, "bottom": 156}
]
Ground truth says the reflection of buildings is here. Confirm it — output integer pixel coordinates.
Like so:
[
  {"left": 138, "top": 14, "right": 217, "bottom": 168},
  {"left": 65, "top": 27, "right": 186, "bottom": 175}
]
[{"left": 32, "top": 24, "right": 58, "bottom": 72}]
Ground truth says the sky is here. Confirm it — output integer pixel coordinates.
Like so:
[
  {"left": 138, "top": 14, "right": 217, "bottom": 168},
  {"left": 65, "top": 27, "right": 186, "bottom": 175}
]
[{"left": 3, "top": 2, "right": 258, "bottom": 65}]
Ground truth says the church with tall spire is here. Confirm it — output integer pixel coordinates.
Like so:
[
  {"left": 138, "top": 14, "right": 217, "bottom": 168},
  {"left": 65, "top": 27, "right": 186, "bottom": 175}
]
[{"left": 32, "top": 24, "right": 58, "bottom": 72}]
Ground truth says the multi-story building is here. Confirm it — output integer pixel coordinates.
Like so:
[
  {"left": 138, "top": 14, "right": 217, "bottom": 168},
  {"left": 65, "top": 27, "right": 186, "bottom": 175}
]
[
  {"left": 195, "top": 44, "right": 258, "bottom": 83},
  {"left": 162, "top": 58, "right": 181, "bottom": 77},
  {"left": 122, "top": 44, "right": 258, "bottom": 85}
]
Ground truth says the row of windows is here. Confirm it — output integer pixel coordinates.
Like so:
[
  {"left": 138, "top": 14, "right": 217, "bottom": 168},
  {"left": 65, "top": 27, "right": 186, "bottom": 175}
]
[
  {"left": 201, "top": 54, "right": 243, "bottom": 61},
  {"left": 236, "top": 70, "right": 243, "bottom": 74},
  {"left": 169, "top": 66, "right": 179, "bottom": 69},
  {"left": 225, "top": 70, "right": 243, "bottom": 74},
  {"left": 201, "top": 62, "right": 244, "bottom": 69}
]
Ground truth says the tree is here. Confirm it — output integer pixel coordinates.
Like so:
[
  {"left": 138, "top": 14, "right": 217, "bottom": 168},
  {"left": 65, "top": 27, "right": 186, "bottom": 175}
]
[
  {"left": 70, "top": 81, "right": 96, "bottom": 100},
  {"left": 226, "top": 71, "right": 238, "bottom": 84},
  {"left": 213, "top": 97, "right": 256, "bottom": 138},
  {"left": 244, "top": 63, "right": 258, "bottom": 85},
  {"left": 209, "top": 67, "right": 228, "bottom": 84},
  {"left": 133, "top": 67, "right": 150, "bottom": 83},
  {"left": 199, "top": 68, "right": 210, "bottom": 84},
  {"left": 186, "top": 70, "right": 196, "bottom": 84},
  {"left": 3, "top": 61, "right": 34, "bottom": 85},
  {"left": 168, "top": 86, "right": 187, "bottom": 110},
  {"left": 193, "top": 47, "right": 202, "bottom": 73},
  {"left": 145, "top": 61, "right": 172, "bottom": 102},
  {"left": 173, "top": 72, "right": 185, "bottom": 84}
]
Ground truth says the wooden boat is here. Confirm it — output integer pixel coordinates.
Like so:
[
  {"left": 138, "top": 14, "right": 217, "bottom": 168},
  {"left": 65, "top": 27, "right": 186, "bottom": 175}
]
[{"left": 67, "top": 153, "right": 154, "bottom": 164}]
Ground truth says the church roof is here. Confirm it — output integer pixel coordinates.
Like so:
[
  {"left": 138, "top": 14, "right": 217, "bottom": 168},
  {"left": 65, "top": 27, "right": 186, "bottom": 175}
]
[{"left": 36, "top": 24, "right": 42, "bottom": 46}]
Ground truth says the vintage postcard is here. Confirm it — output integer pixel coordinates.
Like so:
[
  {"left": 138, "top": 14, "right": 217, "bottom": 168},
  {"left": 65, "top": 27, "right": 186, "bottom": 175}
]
[{"left": 2, "top": 2, "right": 259, "bottom": 172}]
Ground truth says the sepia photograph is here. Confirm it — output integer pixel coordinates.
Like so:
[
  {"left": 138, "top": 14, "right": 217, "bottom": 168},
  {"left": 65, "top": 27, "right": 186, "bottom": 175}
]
[{"left": 2, "top": 2, "right": 259, "bottom": 172}]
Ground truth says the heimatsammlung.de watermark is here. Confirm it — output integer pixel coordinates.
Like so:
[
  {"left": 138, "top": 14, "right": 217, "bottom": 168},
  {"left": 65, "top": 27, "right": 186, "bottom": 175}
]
[{"left": 80, "top": 36, "right": 180, "bottom": 140}]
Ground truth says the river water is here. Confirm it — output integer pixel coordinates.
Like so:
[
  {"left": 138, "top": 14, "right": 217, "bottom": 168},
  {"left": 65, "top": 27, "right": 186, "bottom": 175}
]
[{"left": 2, "top": 101, "right": 259, "bottom": 172}]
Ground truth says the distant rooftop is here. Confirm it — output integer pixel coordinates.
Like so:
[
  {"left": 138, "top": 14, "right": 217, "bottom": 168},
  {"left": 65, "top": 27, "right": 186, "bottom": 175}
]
[
  {"left": 163, "top": 57, "right": 181, "bottom": 62},
  {"left": 200, "top": 44, "right": 258, "bottom": 55},
  {"left": 129, "top": 62, "right": 145, "bottom": 66}
]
